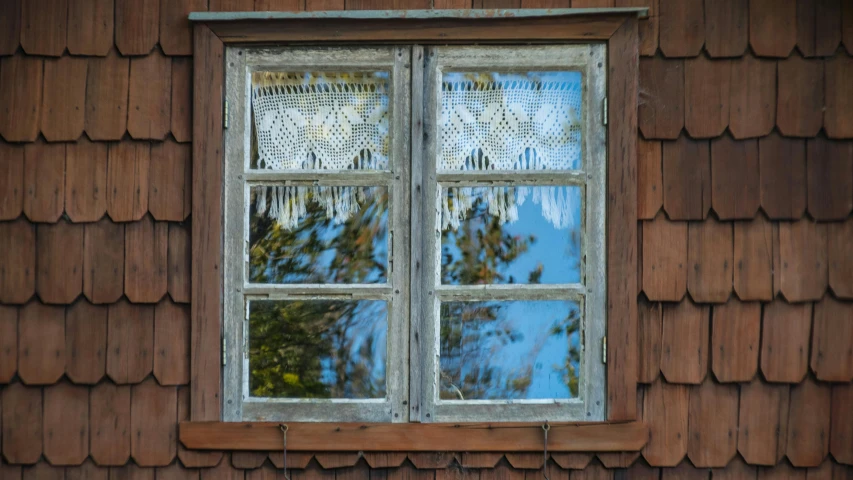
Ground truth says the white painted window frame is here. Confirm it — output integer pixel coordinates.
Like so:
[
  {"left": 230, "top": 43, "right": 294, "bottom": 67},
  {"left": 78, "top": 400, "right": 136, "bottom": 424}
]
[{"left": 222, "top": 44, "right": 607, "bottom": 423}]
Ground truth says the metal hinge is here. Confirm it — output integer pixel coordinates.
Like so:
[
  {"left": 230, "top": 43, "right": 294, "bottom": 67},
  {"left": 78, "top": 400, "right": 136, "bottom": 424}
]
[
  {"left": 222, "top": 337, "right": 227, "bottom": 366},
  {"left": 602, "top": 336, "right": 607, "bottom": 364},
  {"left": 223, "top": 99, "right": 230, "bottom": 129},
  {"left": 602, "top": 97, "right": 608, "bottom": 126}
]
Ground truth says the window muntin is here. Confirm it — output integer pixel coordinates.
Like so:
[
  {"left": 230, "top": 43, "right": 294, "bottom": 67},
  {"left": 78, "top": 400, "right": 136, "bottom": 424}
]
[{"left": 224, "top": 44, "right": 605, "bottom": 423}]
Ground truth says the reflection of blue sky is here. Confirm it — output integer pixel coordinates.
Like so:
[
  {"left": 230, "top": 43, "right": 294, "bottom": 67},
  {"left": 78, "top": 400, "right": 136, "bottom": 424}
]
[
  {"left": 442, "top": 186, "right": 582, "bottom": 285},
  {"left": 441, "top": 301, "right": 581, "bottom": 400}
]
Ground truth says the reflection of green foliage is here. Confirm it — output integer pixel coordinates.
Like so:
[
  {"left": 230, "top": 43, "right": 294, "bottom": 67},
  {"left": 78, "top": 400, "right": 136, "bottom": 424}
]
[{"left": 249, "top": 300, "right": 385, "bottom": 399}]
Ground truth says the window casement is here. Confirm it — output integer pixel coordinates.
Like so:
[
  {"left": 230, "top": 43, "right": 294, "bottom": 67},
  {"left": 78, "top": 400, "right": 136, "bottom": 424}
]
[{"left": 223, "top": 43, "right": 607, "bottom": 424}]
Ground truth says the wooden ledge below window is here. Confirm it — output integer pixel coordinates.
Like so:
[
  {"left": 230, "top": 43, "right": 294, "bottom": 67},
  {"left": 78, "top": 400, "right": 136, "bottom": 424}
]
[{"left": 179, "top": 421, "right": 648, "bottom": 452}]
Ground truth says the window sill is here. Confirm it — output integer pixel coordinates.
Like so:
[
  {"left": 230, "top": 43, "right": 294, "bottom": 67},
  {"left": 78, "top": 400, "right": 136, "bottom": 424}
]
[{"left": 179, "top": 421, "right": 648, "bottom": 452}]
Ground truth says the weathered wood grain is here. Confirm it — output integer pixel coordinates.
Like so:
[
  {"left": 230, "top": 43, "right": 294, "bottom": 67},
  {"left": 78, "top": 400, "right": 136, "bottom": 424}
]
[
  {"left": 749, "top": 0, "right": 797, "bottom": 57},
  {"left": 36, "top": 220, "right": 84, "bottom": 304},
  {"left": 687, "top": 217, "right": 732, "bottom": 303},
  {"left": 115, "top": 0, "right": 159, "bottom": 55},
  {"left": 83, "top": 218, "right": 125, "bottom": 304},
  {"left": 658, "top": 0, "right": 704, "bottom": 57},
  {"left": 1, "top": 382, "right": 43, "bottom": 464},
  {"left": 85, "top": 50, "right": 130, "bottom": 141},
  {"left": 759, "top": 133, "right": 807, "bottom": 220},
  {"left": 0, "top": 219, "right": 35, "bottom": 304},
  {"left": 23, "top": 141, "right": 65, "bottom": 223},
  {"left": 811, "top": 296, "right": 853, "bottom": 382},
  {"left": 787, "top": 376, "right": 831, "bottom": 467},
  {"left": 128, "top": 51, "right": 172, "bottom": 140},
  {"left": 67, "top": 0, "right": 114, "bottom": 56},
  {"left": 124, "top": 216, "right": 169, "bottom": 303},
  {"left": 154, "top": 299, "right": 191, "bottom": 385},
  {"left": 684, "top": 56, "right": 731, "bottom": 139},
  {"left": 733, "top": 216, "right": 774, "bottom": 301},
  {"left": 41, "top": 56, "right": 87, "bottom": 141},
  {"left": 90, "top": 382, "right": 132, "bottom": 466},
  {"left": 66, "top": 138, "right": 108, "bottom": 222},
  {"left": 43, "top": 381, "right": 89, "bottom": 465},
  {"left": 641, "top": 379, "right": 688, "bottom": 467},
  {"left": 107, "top": 300, "right": 155, "bottom": 384},
  {"left": 18, "top": 302, "right": 65, "bottom": 385},
  {"left": 778, "top": 219, "right": 828, "bottom": 302},
  {"left": 662, "top": 136, "right": 710, "bottom": 220},
  {"left": 65, "top": 300, "right": 108, "bottom": 384},
  {"left": 131, "top": 378, "right": 178, "bottom": 466},
  {"left": 711, "top": 299, "right": 760, "bottom": 382},
  {"left": 642, "top": 214, "right": 687, "bottom": 301},
  {"left": 638, "top": 57, "right": 683, "bottom": 140},
  {"left": 761, "top": 300, "right": 812, "bottom": 383},
  {"left": 806, "top": 137, "right": 853, "bottom": 221},
  {"left": 150, "top": 140, "right": 191, "bottom": 221},
  {"left": 661, "top": 301, "right": 709, "bottom": 384},
  {"left": 107, "top": 141, "right": 151, "bottom": 222},
  {"left": 738, "top": 380, "right": 789, "bottom": 466},
  {"left": 0, "top": 142, "right": 24, "bottom": 220}
]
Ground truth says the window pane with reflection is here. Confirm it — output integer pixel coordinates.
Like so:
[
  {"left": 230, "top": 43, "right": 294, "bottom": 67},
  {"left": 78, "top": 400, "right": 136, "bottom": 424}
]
[
  {"left": 440, "top": 186, "right": 582, "bottom": 285},
  {"left": 249, "top": 186, "right": 389, "bottom": 284},
  {"left": 248, "top": 299, "right": 387, "bottom": 399},
  {"left": 439, "top": 300, "right": 581, "bottom": 401}
]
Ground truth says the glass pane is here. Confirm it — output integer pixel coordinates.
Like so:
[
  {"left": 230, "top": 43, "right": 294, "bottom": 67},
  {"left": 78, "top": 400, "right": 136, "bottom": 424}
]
[
  {"left": 440, "top": 71, "right": 583, "bottom": 171},
  {"left": 251, "top": 71, "right": 390, "bottom": 170},
  {"left": 441, "top": 186, "right": 582, "bottom": 285},
  {"left": 248, "top": 299, "right": 387, "bottom": 399},
  {"left": 249, "top": 186, "right": 388, "bottom": 284},
  {"left": 439, "top": 300, "right": 581, "bottom": 401}
]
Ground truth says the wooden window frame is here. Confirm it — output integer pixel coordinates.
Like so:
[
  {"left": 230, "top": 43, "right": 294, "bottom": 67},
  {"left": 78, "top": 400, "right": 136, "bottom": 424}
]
[{"left": 187, "top": 8, "right": 642, "bottom": 451}]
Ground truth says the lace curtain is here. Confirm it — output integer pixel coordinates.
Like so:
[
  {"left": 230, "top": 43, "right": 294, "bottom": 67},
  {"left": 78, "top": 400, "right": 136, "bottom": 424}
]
[
  {"left": 252, "top": 72, "right": 389, "bottom": 229},
  {"left": 251, "top": 71, "right": 583, "bottom": 231},
  {"left": 440, "top": 73, "right": 583, "bottom": 231}
]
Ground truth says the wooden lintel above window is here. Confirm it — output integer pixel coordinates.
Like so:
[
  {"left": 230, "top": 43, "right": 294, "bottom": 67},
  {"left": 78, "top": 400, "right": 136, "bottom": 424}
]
[
  {"left": 189, "top": 8, "right": 648, "bottom": 44},
  {"left": 179, "top": 421, "right": 648, "bottom": 452}
]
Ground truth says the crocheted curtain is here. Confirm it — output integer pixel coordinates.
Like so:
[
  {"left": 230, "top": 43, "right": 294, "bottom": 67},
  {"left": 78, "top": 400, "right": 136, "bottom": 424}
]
[
  {"left": 251, "top": 72, "right": 389, "bottom": 229},
  {"left": 440, "top": 72, "right": 583, "bottom": 231}
]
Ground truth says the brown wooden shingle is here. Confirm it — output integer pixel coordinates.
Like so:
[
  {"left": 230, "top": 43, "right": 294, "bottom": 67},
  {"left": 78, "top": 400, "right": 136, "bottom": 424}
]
[
  {"left": 0, "top": 219, "right": 35, "bottom": 304},
  {"left": 150, "top": 140, "right": 191, "bottom": 221},
  {"left": 154, "top": 299, "right": 191, "bottom": 385},
  {"left": 65, "top": 300, "right": 108, "bottom": 384},
  {"left": 703, "top": 0, "right": 748, "bottom": 57},
  {"left": 638, "top": 57, "right": 684, "bottom": 140},
  {"left": 107, "top": 300, "right": 155, "bottom": 384},
  {"left": 661, "top": 300, "right": 710, "bottom": 384},
  {"left": 831, "top": 383, "right": 853, "bottom": 465},
  {"left": 796, "top": 0, "right": 842, "bottom": 57},
  {"left": 128, "top": 51, "right": 172, "bottom": 140},
  {"left": 20, "top": 0, "right": 67, "bottom": 56},
  {"left": 17, "top": 302, "right": 65, "bottom": 385},
  {"left": 711, "top": 135, "right": 760, "bottom": 220},
  {"left": 125, "top": 216, "right": 169, "bottom": 303},
  {"left": 728, "top": 55, "right": 776, "bottom": 140},
  {"left": 23, "top": 464, "right": 66, "bottom": 480},
  {"left": 89, "top": 382, "right": 132, "bottom": 466},
  {"left": 43, "top": 381, "right": 89, "bottom": 465},
  {"left": 759, "top": 133, "right": 807, "bottom": 220},
  {"left": 23, "top": 141, "right": 65, "bottom": 223},
  {"left": 0, "top": 55, "right": 42, "bottom": 142},
  {"left": 711, "top": 299, "right": 760, "bottom": 382},
  {"left": 157, "top": 462, "right": 200, "bottom": 480},
  {"left": 168, "top": 223, "right": 191, "bottom": 303},
  {"left": 778, "top": 220, "right": 828, "bottom": 302},
  {"left": 200, "top": 455, "right": 245, "bottom": 480},
  {"left": 641, "top": 214, "right": 687, "bottom": 302},
  {"left": 637, "top": 138, "right": 662, "bottom": 220},
  {"left": 231, "top": 452, "right": 269, "bottom": 469},
  {"left": 750, "top": 0, "right": 797, "bottom": 57},
  {"left": 0, "top": 0, "right": 21, "bottom": 56},
  {"left": 0, "top": 306, "right": 16, "bottom": 383},
  {"left": 107, "top": 142, "right": 151, "bottom": 222},
  {"left": 713, "top": 456, "right": 757, "bottom": 480},
  {"left": 85, "top": 50, "right": 130, "bottom": 141},
  {"left": 811, "top": 296, "right": 853, "bottom": 382},
  {"left": 687, "top": 217, "right": 733, "bottom": 303},
  {"left": 131, "top": 378, "right": 178, "bottom": 467},
  {"left": 829, "top": 218, "right": 853, "bottom": 299},
  {"left": 777, "top": 54, "right": 824, "bottom": 138},
  {"left": 687, "top": 379, "right": 739, "bottom": 467},
  {"left": 0, "top": 141, "right": 24, "bottom": 220},
  {"left": 739, "top": 379, "right": 790, "bottom": 466},
  {"left": 761, "top": 300, "right": 812, "bottom": 383},
  {"left": 638, "top": 298, "right": 662, "bottom": 384},
  {"left": 362, "top": 453, "right": 408, "bottom": 469},
  {"left": 36, "top": 220, "right": 84, "bottom": 304},
  {"left": 171, "top": 57, "right": 193, "bottom": 143},
  {"left": 41, "top": 56, "right": 87, "bottom": 142},
  {"left": 684, "top": 56, "right": 731, "bottom": 139},
  {"left": 83, "top": 218, "right": 125, "bottom": 304},
  {"left": 824, "top": 55, "right": 853, "bottom": 140},
  {"left": 807, "top": 137, "right": 853, "bottom": 221},
  {"left": 209, "top": 0, "right": 255, "bottom": 10},
  {"left": 67, "top": 460, "right": 109, "bottom": 480},
  {"left": 67, "top": 0, "right": 114, "bottom": 56},
  {"left": 661, "top": 460, "right": 708, "bottom": 480},
  {"left": 255, "top": 0, "right": 303, "bottom": 9},
  {"left": 733, "top": 216, "right": 774, "bottom": 301},
  {"left": 160, "top": 0, "right": 207, "bottom": 56},
  {"left": 65, "top": 137, "right": 108, "bottom": 222},
  {"left": 115, "top": 0, "right": 159, "bottom": 55},
  {"left": 662, "top": 136, "right": 711, "bottom": 220},
  {"left": 641, "top": 379, "right": 688, "bottom": 467},
  {"left": 658, "top": 0, "right": 703, "bottom": 57},
  {"left": 109, "top": 463, "right": 155, "bottom": 480},
  {"left": 1, "top": 382, "right": 42, "bottom": 465},
  {"left": 787, "top": 376, "right": 831, "bottom": 467}
]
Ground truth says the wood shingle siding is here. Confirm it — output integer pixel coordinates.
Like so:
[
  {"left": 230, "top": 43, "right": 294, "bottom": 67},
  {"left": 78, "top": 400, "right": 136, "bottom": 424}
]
[{"left": 0, "top": 0, "right": 852, "bottom": 477}]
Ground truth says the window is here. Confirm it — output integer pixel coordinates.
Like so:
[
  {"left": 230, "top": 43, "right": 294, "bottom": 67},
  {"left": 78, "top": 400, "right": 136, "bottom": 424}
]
[{"left": 222, "top": 44, "right": 606, "bottom": 423}]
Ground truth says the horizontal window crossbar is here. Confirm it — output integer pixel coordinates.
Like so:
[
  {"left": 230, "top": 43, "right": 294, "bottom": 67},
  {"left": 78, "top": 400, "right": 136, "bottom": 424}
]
[
  {"left": 437, "top": 170, "right": 587, "bottom": 185},
  {"left": 435, "top": 283, "right": 585, "bottom": 301},
  {"left": 244, "top": 170, "right": 394, "bottom": 185}
]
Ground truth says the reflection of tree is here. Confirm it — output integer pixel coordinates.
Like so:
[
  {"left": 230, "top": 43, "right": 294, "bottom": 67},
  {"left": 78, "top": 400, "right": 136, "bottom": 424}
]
[
  {"left": 248, "top": 187, "right": 388, "bottom": 398},
  {"left": 439, "top": 195, "right": 581, "bottom": 400}
]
